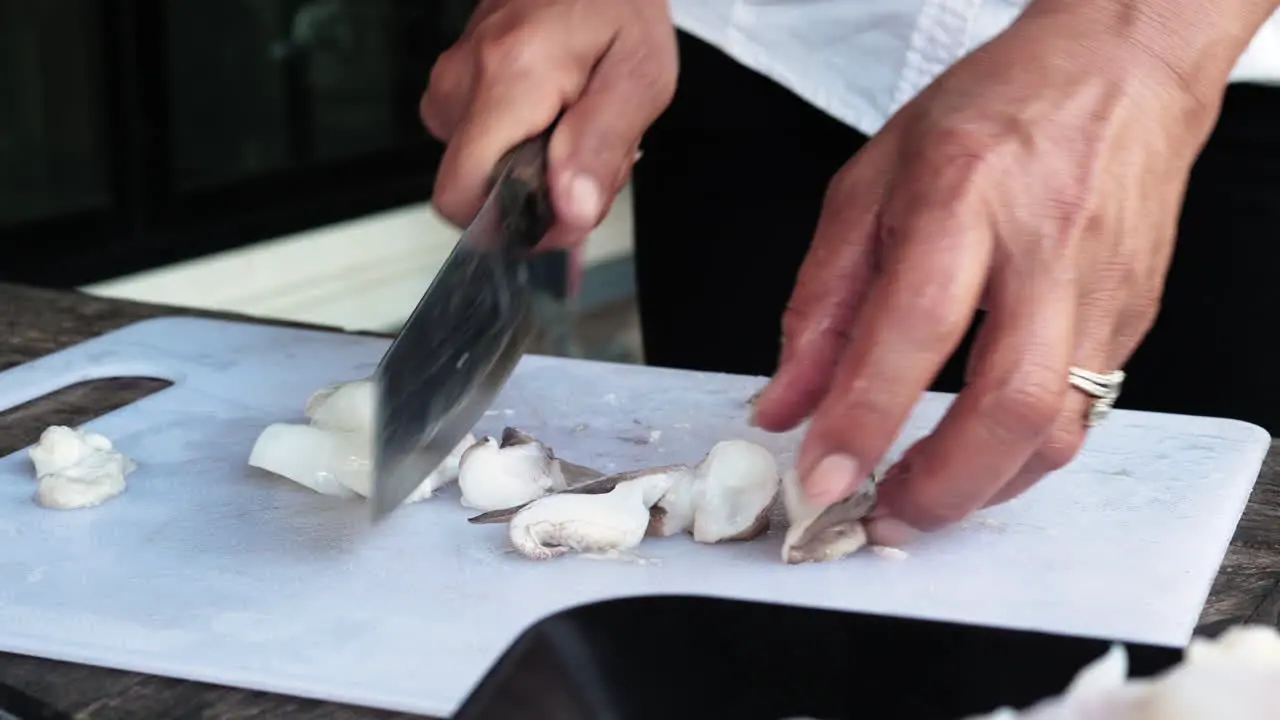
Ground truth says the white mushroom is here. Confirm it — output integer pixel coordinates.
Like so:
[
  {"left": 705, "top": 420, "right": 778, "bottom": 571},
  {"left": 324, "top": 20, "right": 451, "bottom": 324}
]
[
  {"left": 455, "top": 427, "right": 604, "bottom": 511},
  {"left": 468, "top": 439, "right": 781, "bottom": 546},
  {"left": 457, "top": 434, "right": 561, "bottom": 511},
  {"left": 648, "top": 470, "right": 697, "bottom": 537},
  {"left": 29, "top": 426, "right": 136, "bottom": 510},
  {"left": 687, "top": 439, "right": 779, "bottom": 543},
  {"left": 248, "top": 378, "right": 473, "bottom": 504},
  {"left": 780, "top": 469, "right": 874, "bottom": 564},
  {"left": 508, "top": 470, "right": 678, "bottom": 560},
  {"left": 466, "top": 465, "right": 690, "bottom": 525}
]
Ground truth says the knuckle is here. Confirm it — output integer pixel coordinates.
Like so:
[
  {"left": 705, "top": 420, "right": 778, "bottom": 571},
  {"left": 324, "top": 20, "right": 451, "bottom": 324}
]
[
  {"left": 472, "top": 23, "right": 546, "bottom": 80},
  {"left": 901, "top": 279, "right": 970, "bottom": 333},
  {"left": 984, "top": 369, "right": 1066, "bottom": 441}
]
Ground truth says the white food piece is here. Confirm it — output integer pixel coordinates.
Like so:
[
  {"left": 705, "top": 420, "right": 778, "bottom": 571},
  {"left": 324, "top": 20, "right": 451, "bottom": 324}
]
[
  {"left": 29, "top": 425, "right": 136, "bottom": 510},
  {"left": 689, "top": 439, "right": 780, "bottom": 543},
  {"left": 249, "top": 378, "right": 473, "bottom": 504},
  {"left": 509, "top": 472, "right": 677, "bottom": 560},
  {"left": 304, "top": 378, "right": 374, "bottom": 432},
  {"left": 871, "top": 545, "right": 910, "bottom": 561},
  {"left": 780, "top": 469, "right": 868, "bottom": 564},
  {"left": 335, "top": 433, "right": 475, "bottom": 501},
  {"left": 248, "top": 423, "right": 363, "bottom": 497},
  {"left": 650, "top": 469, "right": 698, "bottom": 537},
  {"left": 457, "top": 435, "right": 566, "bottom": 511},
  {"left": 964, "top": 624, "right": 1280, "bottom": 720}
]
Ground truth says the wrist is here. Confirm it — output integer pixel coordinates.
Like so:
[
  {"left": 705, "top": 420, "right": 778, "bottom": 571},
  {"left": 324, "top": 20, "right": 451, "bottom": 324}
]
[{"left": 1023, "top": 0, "right": 1277, "bottom": 109}]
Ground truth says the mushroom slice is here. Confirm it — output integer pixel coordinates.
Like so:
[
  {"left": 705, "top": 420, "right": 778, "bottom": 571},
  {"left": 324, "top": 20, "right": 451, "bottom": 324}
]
[
  {"left": 458, "top": 428, "right": 591, "bottom": 511},
  {"left": 780, "top": 469, "right": 877, "bottom": 564},
  {"left": 468, "top": 465, "right": 690, "bottom": 524},
  {"left": 508, "top": 471, "right": 678, "bottom": 560},
  {"left": 497, "top": 426, "right": 605, "bottom": 490},
  {"left": 648, "top": 470, "right": 697, "bottom": 537},
  {"left": 689, "top": 439, "right": 780, "bottom": 543}
]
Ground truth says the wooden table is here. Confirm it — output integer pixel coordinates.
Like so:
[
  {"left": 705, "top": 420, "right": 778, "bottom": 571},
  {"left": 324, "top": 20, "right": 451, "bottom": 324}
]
[{"left": 0, "top": 283, "right": 1277, "bottom": 719}]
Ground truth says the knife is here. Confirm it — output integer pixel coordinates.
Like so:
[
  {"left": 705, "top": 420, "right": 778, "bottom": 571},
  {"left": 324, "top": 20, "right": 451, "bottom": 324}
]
[{"left": 370, "top": 132, "right": 556, "bottom": 522}]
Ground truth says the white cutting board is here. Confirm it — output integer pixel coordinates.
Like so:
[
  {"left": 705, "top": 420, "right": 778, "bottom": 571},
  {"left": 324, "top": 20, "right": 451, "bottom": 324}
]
[{"left": 0, "top": 318, "right": 1269, "bottom": 717}]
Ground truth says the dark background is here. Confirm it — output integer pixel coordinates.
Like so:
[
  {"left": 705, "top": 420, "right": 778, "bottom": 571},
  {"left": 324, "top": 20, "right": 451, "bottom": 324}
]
[{"left": 0, "top": 0, "right": 472, "bottom": 288}]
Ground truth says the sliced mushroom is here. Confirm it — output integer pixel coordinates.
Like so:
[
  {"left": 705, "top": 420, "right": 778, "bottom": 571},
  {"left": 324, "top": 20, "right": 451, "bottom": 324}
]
[
  {"left": 780, "top": 469, "right": 877, "bottom": 564},
  {"left": 468, "top": 465, "right": 690, "bottom": 524},
  {"left": 457, "top": 427, "right": 604, "bottom": 511},
  {"left": 508, "top": 471, "right": 678, "bottom": 560},
  {"left": 687, "top": 439, "right": 780, "bottom": 543}
]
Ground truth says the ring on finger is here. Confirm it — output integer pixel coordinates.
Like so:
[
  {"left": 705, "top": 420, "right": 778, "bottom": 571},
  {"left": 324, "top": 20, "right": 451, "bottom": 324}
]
[{"left": 1067, "top": 367, "right": 1125, "bottom": 428}]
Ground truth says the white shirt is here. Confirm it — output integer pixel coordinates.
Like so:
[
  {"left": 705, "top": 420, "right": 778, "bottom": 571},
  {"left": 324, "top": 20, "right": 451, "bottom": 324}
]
[{"left": 669, "top": 0, "right": 1280, "bottom": 136}]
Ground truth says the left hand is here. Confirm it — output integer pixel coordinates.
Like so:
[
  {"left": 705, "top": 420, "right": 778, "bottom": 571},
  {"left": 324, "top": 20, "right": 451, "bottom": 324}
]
[{"left": 751, "top": 5, "right": 1229, "bottom": 544}]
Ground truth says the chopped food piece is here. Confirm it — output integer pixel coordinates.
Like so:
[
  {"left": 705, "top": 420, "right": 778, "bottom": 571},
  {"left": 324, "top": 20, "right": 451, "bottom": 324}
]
[
  {"left": 780, "top": 469, "right": 875, "bottom": 564},
  {"left": 457, "top": 427, "right": 603, "bottom": 511},
  {"left": 871, "top": 545, "right": 910, "bottom": 561},
  {"left": 508, "top": 470, "right": 677, "bottom": 560},
  {"left": 688, "top": 439, "right": 780, "bottom": 543},
  {"left": 29, "top": 426, "right": 135, "bottom": 510},
  {"left": 470, "top": 439, "right": 784, "bottom": 552},
  {"left": 467, "top": 465, "right": 689, "bottom": 524},
  {"left": 249, "top": 378, "right": 472, "bottom": 505}
]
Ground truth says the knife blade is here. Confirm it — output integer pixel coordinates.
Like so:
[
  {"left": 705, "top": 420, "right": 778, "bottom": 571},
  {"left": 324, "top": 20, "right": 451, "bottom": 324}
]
[{"left": 370, "top": 133, "right": 556, "bottom": 522}]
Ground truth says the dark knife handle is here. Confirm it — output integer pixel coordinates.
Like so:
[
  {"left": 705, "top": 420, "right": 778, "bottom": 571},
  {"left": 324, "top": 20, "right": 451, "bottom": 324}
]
[{"left": 494, "top": 130, "right": 556, "bottom": 252}]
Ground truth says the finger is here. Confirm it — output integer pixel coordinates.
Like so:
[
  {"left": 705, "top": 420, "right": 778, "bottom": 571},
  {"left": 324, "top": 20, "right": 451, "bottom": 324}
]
[
  {"left": 546, "top": 30, "right": 676, "bottom": 239},
  {"left": 871, "top": 251, "right": 1076, "bottom": 531},
  {"left": 432, "top": 21, "right": 606, "bottom": 228},
  {"left": 983, "top": 322, "right": 1112, "bottom": 508},
  {"left": 421, "top": 46, "right": 473, "bottom": 141},
  {"left": 987, "top": 269, "right": 1149, "bottom": 507},
  {"left": 751, "top": 158, "right": 886, "bottom": 433},
  {"left": 539, "top": 145, "right": 643, "bottom": 250},
  {"left": 794, "top": 189, "right": 992, "bottom": 507}
]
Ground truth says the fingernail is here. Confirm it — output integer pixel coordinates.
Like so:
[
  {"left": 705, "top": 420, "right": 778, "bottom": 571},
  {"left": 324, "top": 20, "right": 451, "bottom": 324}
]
[
  {"left": 865, "top": 516, "right": 922, "bottom": 547},
  {"left": 565, "top": 173, "right": 602, "bottom": 225},
  {"left": 804, "top": 454, "right": 861, "bottom": 505}
]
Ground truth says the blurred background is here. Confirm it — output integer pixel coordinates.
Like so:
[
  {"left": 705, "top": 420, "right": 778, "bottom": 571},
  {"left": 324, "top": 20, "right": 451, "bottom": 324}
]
[{"left": 0, "top": 0, "right": 642, "bottom": 362}]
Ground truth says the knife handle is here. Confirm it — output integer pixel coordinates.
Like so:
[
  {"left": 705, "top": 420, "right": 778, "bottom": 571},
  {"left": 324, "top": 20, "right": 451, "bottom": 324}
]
[{"left": 494, "top": 131, "right": 556, "bottom": 251}]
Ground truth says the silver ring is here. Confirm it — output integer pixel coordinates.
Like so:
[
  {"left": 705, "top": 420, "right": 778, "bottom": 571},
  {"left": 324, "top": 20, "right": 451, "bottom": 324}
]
[{"left": 1068, "top": 367, "right": 1125, "bottom": 427}]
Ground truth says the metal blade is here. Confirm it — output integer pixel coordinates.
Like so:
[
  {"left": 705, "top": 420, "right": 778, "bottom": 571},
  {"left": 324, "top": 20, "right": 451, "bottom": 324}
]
[{"left": 370, "top": 134, "right": 554, "bottom": 522}]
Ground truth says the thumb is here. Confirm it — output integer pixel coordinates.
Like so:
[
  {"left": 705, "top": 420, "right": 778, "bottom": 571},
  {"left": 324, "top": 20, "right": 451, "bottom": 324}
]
[{"left": 547, "top": 32, "right": 676, "bottom": 235}]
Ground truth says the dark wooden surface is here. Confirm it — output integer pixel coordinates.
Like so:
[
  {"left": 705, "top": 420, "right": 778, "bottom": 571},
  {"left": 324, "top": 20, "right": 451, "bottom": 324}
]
[{"left": 0, "top": 283, "right": 1277, "bottom": 719}]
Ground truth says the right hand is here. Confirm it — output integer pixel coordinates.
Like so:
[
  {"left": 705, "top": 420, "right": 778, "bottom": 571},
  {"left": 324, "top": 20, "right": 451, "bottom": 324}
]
[{"left": 422, "top": 0, "right": 678, "bottom": 248}]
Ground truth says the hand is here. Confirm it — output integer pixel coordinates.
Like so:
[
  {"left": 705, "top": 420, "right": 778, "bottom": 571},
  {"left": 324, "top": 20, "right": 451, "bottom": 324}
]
[
  {"left": 422, "top": 0, "right": 677, "bottom": 247},
  {"left": 751, "top": 5, "right": 1234, "bottom": 544}
]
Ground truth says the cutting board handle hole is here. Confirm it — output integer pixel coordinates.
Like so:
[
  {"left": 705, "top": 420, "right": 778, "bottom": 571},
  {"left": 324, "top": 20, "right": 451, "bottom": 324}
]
[{"left": 0, "top": 377, "right": 173, "bottom": 457}]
